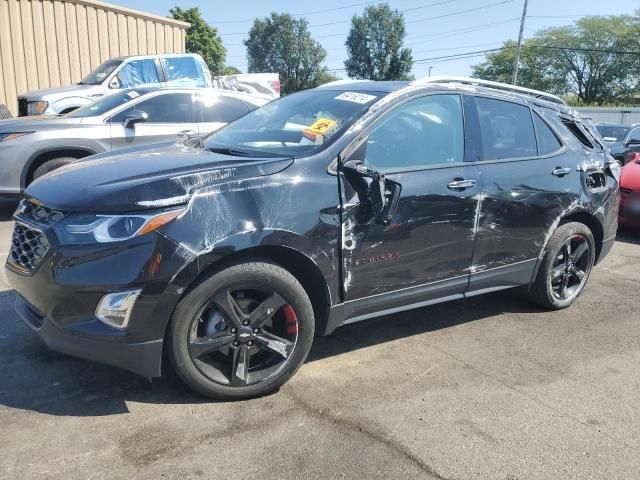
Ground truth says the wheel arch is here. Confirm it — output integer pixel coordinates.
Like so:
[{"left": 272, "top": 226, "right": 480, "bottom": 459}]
[
  {"left": 22, "top": 147, "right": 97, "bottom": 188},
  {"left": 179, "top": 245, "right": 332, "bottom": 336},
  {"left": 560, "top": 211, "right": 604, "bottom": 262}
]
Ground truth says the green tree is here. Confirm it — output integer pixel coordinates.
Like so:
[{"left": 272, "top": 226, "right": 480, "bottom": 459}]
[
  {"left": 221, "top": 66, "right": 242, "bottom": 75},
  {"left": 245, "top": 13, "right": 332, "bottom": 94},
  {"left": 170, "top": 7, "right": 226, "bottom": 75},
  {"left": 473, "top": 14, "right": 640, "bottom": 105},
  {"left": 344, "top": 4, "right": 413, "bottom": 81}
]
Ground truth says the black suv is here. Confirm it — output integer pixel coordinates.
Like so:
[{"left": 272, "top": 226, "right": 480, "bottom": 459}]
[{"left": 6, "top": 77, "right": 620, "bottom": 400}]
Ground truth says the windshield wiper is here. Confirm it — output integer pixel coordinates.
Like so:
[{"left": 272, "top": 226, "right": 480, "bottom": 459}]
[{"left": 205, "top": 146, "right": 255, "bottom": 157}]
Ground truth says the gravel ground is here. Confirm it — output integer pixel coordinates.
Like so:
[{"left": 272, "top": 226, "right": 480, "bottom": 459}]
[{"left": 1, "top": 198, "right": 639, "bottom": 480}]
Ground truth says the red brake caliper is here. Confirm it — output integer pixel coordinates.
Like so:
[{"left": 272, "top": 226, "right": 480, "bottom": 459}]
[{"left": 283, "top": 305, "right": 298, "bottom": 335}]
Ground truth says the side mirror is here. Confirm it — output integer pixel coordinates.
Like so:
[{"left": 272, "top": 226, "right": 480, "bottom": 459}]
[
  {"left": 123, "top": 110, "right": 148, "bottom": 129},
  {"left": 108, "top": 76, "right": 120, "bottom": 90},
  {"left": 624, "top": 137, "right": 640, "bottom": 148},
  {"left": 342, "top": 159, "right": 401, "bottom": 224}
]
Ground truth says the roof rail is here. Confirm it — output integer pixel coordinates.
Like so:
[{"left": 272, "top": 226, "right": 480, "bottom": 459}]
[{"left": 410, "top": 76, "right": 566, "bottom": 106}]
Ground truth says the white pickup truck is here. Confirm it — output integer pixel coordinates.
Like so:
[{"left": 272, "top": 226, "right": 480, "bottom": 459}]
[{"left": 17, "top": 53, "right": 280, "bottom": 116}]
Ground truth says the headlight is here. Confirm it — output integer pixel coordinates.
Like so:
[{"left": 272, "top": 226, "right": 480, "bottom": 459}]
[
  {"left": 27, "top": 101, "right": 48, "bottom": 115},
  {"left": 54, "top": 208, "right": 185, "bottom": 245},
  {"left": 0, "top": 132, "right": 34, "bottom": 142}
]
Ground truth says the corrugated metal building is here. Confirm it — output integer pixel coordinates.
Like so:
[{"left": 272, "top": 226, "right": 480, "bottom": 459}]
[{"left": 0, "top": 0, "right": 188, "bottom": 116}]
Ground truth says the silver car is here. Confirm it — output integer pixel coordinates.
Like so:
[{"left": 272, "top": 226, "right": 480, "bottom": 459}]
[{"left": 0, "top": 88, "right": 269, "bottom": 197}]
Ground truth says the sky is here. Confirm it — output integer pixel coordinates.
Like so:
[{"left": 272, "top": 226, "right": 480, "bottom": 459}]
[{"left": 109, "top": 0, "right": 639, "bottom": 79}]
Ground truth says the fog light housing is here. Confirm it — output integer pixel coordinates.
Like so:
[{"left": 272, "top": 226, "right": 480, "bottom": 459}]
[{"left": 95, "top": 289, "right": 142, "bottom": 330}]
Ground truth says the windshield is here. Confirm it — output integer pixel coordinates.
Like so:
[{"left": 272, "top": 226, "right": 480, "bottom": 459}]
[
  {"left": 203, "top": 89, "right": 384, "bottom": 157},
  {"left": 65, "top": 90, "right": 146, "bottom": 118},
  {"left": 596, "top": 125, "right": 630, "bottom": 142},
  {"left": 79, "top": 59, "right": 123, "bottom": 85}
]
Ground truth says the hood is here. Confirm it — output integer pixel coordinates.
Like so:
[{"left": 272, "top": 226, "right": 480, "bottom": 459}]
[
  {"left": 19, "top": 84, "right": 102, "bottom": 101},
  {"left": 0, "top": 115, "right": 84, "bottom": 132},
  {"left": 24, "top": 144, "right": 294, "bottom": 212},
  {"left": 621, "top": 160, "right": 640, "bottom": 191}
]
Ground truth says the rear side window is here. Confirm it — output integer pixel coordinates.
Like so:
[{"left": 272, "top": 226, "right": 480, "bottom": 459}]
[
  {"left": 561, "top": 119, "right": 595, "bottom": 149},
  {"left": 533, "top": 112, "right": 562, "bottom": 155},
  {"left": 199, "top": 95, "right": 250, "bottom": 123},
  {"left": 476, "top": 97, "right": 537, "bottom": 160}
]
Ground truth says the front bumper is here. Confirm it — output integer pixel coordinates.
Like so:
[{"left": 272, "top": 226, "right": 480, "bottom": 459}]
[
  {"left": 15, "top": 294, "right": 163, "bottom": 378},
  {"left": 5, "top": 222, "right": 198, "bottom": 379}
]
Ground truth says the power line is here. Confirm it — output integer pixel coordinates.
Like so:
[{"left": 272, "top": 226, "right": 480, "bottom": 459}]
[
  {"left": 326, "top": 44, "right": 640, "bottom": 72},
  {"left": 208, "top": 1, "right": 378, "bottom": 25},
  {"left": 216, "top": 0, "right": 466, "bottom": 36},
  {"left": 314, "top": 0, "right": 516, "bottom": 39}
]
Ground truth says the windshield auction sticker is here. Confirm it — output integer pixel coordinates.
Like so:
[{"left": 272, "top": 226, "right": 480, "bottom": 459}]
[{"left": 335, "top": 92, "right": 377, "bottom": 104}]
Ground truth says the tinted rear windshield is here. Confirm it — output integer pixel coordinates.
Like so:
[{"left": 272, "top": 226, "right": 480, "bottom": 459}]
[
  {"left": 66, "top": 90, "right": 147, "bottom": 118},
  {"left": 596, "top": 125, "right": 630, "bottom": 142},
  {"left": 203, "top": 89, "right": 384, "bottom": 157}
]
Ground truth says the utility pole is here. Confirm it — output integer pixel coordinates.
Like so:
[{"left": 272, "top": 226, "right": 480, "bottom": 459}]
[
  {"left": 428, "top": 66, "right": 433, "bottom": 77},
  {"left": 512, "top": 0, "right": 528, "bottom": 85}
]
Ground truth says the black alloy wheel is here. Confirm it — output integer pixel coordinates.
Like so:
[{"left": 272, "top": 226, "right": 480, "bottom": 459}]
[
  {"left": 528, "top": 221, "right": 595, "bottom": 310},
  {"left": 168, "top": 261, "right": 314, "bottom": 400},
  {"left": 188, "top": 288, "right": 299, "bottom": 387},
  {"left": 550, "top": 234, "right": 591, "bottom": 301}
]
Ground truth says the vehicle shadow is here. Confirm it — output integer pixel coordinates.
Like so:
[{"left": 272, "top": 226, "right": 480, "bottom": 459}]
[
  {"left": 0, "top": 289, "right": 544, "bottom": 417},
  {"left": 616, "top": 227, "right": 640, "bottom": 245}
]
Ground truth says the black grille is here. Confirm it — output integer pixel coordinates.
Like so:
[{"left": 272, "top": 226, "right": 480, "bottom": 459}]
[
  {"left": 16, "top": 200, "right": 64, "bottom": 226},
  {"left": 9, "top": 223, "right": 50, "bottom": 272},
  {"left": 17, "top": 98, "right": 28, "bottom": 117}
]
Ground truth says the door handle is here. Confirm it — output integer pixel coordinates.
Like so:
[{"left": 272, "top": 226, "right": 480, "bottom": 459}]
[
  {"left": 552, "top": 167, "right": 571, "bottom": 177},
  {"left": 447, "top": 179, "right": 477, "bottom": 190}
]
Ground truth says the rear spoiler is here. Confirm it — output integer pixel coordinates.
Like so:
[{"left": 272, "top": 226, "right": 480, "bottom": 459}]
[{"left": 212, "top": 73, "right": 281, "bottom": 100}]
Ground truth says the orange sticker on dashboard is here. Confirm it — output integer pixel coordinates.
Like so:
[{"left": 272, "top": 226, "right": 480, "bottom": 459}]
[{"left": 305, "top": 117, "right": 337, "bottom": 136}]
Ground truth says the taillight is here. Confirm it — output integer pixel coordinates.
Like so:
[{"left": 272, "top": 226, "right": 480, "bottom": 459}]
[{"left": 271, "top": 79, "right": 281, "bottom": 96}]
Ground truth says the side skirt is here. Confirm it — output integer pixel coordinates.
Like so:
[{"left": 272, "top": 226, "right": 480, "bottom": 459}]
[{"left": 323, "top": 259, "right": 537, "bottom": 335}]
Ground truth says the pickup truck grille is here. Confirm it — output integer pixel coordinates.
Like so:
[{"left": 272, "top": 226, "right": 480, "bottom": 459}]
[{"left": 9, "top": 223, "right": 50, "bottom": 272}]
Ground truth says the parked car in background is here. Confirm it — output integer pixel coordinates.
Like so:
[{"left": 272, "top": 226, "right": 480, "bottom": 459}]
[
  {"left": 619, "top": 155, "right": 640, "bottom": 228},
  {"left": 596, "top": 122, "right": 640, "bottom": 165},
  {"left": 17, "top": 54, "right": 212, "bottom": 116},
  {"left": 0, "top": 88, "right": 268, "bottom": 197},
  {"left": 6, "top": 77, "right": 620, "bottom": 400}
]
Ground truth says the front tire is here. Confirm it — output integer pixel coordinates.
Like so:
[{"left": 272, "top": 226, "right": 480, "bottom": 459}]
[
  {"left": 167, "top": 261, "right": 315, "bottom": 400},
  {"left": 528, "top": 222, "right": 595, "bottom": 309},
  {"left": 32, "top": 157, "right": 76, "bottom": 181}
]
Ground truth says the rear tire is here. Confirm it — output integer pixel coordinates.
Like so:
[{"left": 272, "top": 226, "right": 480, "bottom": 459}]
[
  {"left": 32, "top": 157, "right": 76, "bottom": 181},
  {"left": 0, "top": 104, "right": 11, "bottom": 119},
  {"left": 167, "top": 261, "right": 315, "bottom": 400},
  {"left": 527, "top": 222, "right": 595, "bottom": 310}
]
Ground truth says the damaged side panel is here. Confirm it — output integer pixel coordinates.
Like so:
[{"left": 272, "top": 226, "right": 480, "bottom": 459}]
[{"left": 158, "top": 155, "right": 343, "bottom": 305}]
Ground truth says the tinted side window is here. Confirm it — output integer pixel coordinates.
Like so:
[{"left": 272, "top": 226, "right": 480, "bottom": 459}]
[
  {"left": 117, "top": 59, "right": 160, "bottom": 88},
  {"left": 533, "top": 112, "right": 562, "bottom": 155},
  {"left": 111, "top": 93, "right": 194, "bottom": 123},
  {"left": 476, "top": 97, "right": 537, "bottom": 160},
  {"left": 200, "top": 95, "right": 250, "bottom": 123},
  {"left": 364, "top": 94, "right": 464, "bottom": 171}
]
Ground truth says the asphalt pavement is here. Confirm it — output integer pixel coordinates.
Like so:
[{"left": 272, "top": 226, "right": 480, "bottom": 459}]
[{"left": 1, "top": 198, "right": 639, "bottom": 480}]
